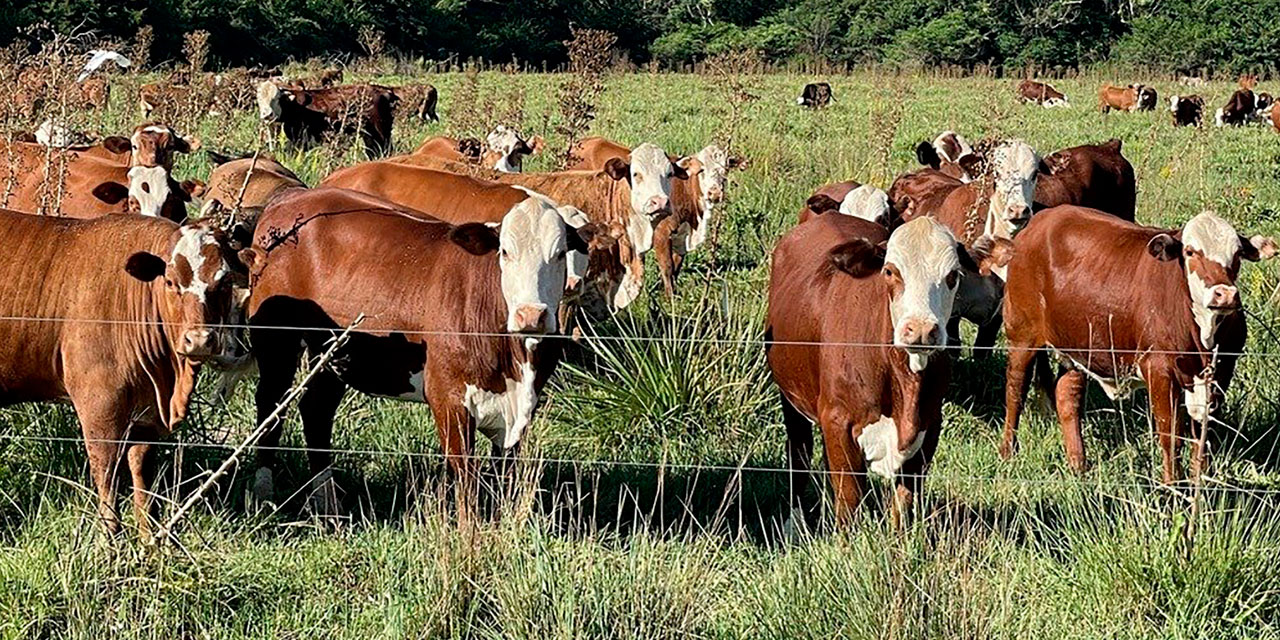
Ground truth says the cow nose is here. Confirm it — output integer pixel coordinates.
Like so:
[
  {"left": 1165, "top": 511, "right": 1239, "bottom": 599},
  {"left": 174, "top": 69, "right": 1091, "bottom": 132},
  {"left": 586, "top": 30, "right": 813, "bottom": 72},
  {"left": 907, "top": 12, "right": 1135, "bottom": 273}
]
[
  {"left": 645, "top": 195, "right": 669, "bottom": 216},
  {"left": 899, "top": 319, "right": 941, "bottom": 348},
  {"left": 511, "top": 304, "right": 549, "bottom": 334},
  {"left": 707, "top": 187, "right": 724, "bottom": 202},
  {"left": 1008, "top": 206, "right": 1032, "bottom": 223},
  {"left": 180, "top": 329, "right": 217, "bottom": 358},
  {"left": 565, "top": 274, "right": 582, "bottom": 292},
  {"left": 1209, "top": 285, "right": 1239, "bottom": 310}
]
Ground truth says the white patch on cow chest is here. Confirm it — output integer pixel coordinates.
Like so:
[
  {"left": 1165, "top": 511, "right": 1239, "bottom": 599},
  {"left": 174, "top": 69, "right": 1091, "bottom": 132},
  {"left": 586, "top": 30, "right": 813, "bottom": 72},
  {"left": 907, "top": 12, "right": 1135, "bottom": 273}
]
[
  {"left": 1184, "top": 373, "right": 1211, "bottom": 423},
  {"left": 463, "top": 361, "right": 537, "bottom": 450},
  {"left": 856, "top": 415, "right": 925, "bottom": 480}
]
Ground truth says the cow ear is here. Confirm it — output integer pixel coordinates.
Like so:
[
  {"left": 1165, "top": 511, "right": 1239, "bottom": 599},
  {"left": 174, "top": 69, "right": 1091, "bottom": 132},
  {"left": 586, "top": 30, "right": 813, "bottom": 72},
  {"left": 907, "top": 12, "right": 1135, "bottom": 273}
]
[
  {"left": 1038, "top": 157, "right": 1057, "bottom": 175},
  {"left": 602, "top": 158, "right": 630, "bottom": 181},
  {"left": 828, "top": 238, "right": 885, "bottom": 277},
  {"left": 569, "top": 222, "right": 618, "bottom": 253},
  {"left": 449, "top": 222, "right": 501, "bottom": 256},
  {"left": 1240, "top": 235, "right": 1279, "bottom": 262},
  {"left": 92, "top": 181, "right": 129, "bottom": 204},
  {"left": 176, "top": 135, "right": 200, "bottom": 154},
  {"left": 670, "top": 160, "right": 689, "bottom": 180},
  {"left": 967, "top": 235, "right": 1015, "bottom": 276},
  {"left": 806, "top": 194, "right": 841, "bottom": 214},
  {"left": 102, "top": 136, "right": 132, "bottom": 153},
  {"left": 181, "top": 179, "right": 206, "bottom": 199},
  {"left": 124, "top": 251, "right": 167, "bottom": 282},
  {"left": 676, "top": 156, "right": 702, "bottom": 176},
  {"left": 727, "top": 155, "right": 747, "bottom": 170},
  {"left": 915, "top": 141, "right": 940, "bottom": 169},
  {"left": 528, "top": 135, "right": 545, "bottom": 155},
  {"left": 1147, "top": 233, "right": 1182, "bottom": 261},
  {"left": 236, "top": 246, "right": 269, "bottom": 277}
]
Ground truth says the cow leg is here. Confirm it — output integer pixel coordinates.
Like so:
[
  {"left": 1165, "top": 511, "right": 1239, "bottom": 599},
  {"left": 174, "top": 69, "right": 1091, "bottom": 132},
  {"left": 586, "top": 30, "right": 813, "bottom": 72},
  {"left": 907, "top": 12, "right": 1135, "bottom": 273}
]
[
  {"left": 1055, "top": 369, "right": 1089, "bottom": 473},
  {"left": 74, "top": 401, "right": 128, "bottom": 536},
  {"left": 974, "top": 312, "right": 1002, "bottom": 358},
  {"left": 251, "top": 331, "right": 305, "bottom": 503},
  {"left": 781, "top": 395, "right": 815, "bottom": 535},
  {"left": 126, "top": 439, "right": 156, "bottom": 539},
  {"left": 1145, "top": 368, "right": 1182, "bottom": 484},
  {"left": 298, "top": 367, "right": 348, "bottom": 515},
  {"left": 426, "top": 383, "right": 478, "bottom": 524},
  {"left": 653, "top": 220, "right": 677, "bottom": 298},
  {"left": 821, "top": 411, "right": 865, "bottom": 527},
  {"left": 1001, "top": 344, "right": 1038, "bottom": 459}
]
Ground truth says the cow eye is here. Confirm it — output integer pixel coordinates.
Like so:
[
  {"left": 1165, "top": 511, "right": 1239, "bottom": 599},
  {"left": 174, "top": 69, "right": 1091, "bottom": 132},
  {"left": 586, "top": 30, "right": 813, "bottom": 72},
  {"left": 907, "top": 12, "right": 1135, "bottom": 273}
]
[
  {"left": 882, "top": 267, "right": 893, "bottom": 278},
  {"left": 633, "top": 172, "right": 643, "bottom": 181},
  {"left": 945, "top": 271, "right": 959, "bottom": 289},
  {"left": 1185, "top": 247, "right": 1194, "bottom": 257}
]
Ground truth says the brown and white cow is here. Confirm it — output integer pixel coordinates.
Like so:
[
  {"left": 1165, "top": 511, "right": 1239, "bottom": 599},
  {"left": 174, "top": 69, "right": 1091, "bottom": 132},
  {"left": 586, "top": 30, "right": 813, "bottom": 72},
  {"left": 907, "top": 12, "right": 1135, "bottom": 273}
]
[
  {"left": 1033, "top": 139, "right": 1136, "bottom": 221},
  {"left": 0, "top": 211, "right": 254, "bottom": 536},
  {"left": 200, "top": 152, "right": 306, "bottom": 228},
  {"left": 1098, "top": 83, "right": 1158, "bottom": 112},
  {"left": 256, "top": 81, "right": 397, "bottom": 158},
  {"left": 1170, "top": 94, "right": 1206, "bottom": 127},
  {"left": 797, "top": 82, "right": 833, "bottom": 108},
  {"left": 1215, "top": 85, "right": 1260, "bottom": 127},
  {"left": 1, "top": 140, "right": 199, "bottom": 220},
  {"left": 398, "top": 126, "right": 544, "bottom": 173},
  {"left": 1002, "top": 207, "right": 1277, "bottom": 481},
  {"left": 767, "top": 215, "right": 1007, "bottom": 529},
  {"left": 565, "top": 136, "right": 745, "bottom": 296},
  {"left": 21, "top": 122, "right": 197, "bottom": 170},
  {"left": 246, "top": 187, "right": 610, "bottom": 509},
  {"left": 798, "top": 182, "right": 891, "bottom": 226},
  {"left": 914, "top": 131, "right": 979, "bottom": 182},
  {"left": 1272, "top": 96, "right": 1280, "bottom": 133},
  {"left": 1018, "top": 80, "right": 1069, "bottom": 107}
]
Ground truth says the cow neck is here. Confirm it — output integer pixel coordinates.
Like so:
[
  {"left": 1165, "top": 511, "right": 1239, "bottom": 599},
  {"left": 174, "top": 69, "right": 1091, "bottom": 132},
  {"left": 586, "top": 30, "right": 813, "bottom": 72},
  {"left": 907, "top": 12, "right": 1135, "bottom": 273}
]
[
  {"left": 132, "top": 231, "right": 196, "bottom": 429},
  {"left": 873, "top": 281, "right": 932, "bottom": 445},
  {"left": 453, "top": 255, "right": 533, "bottom": 385},
  {"left": 670, "top": 172, "right": 702, "bottom": 227}
]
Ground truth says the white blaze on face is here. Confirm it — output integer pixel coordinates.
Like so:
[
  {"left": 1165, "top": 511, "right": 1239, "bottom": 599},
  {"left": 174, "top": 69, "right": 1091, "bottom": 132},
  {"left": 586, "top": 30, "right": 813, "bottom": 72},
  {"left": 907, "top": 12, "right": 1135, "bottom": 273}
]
[
  {"left": 857, "top": 415, "right": 926, "bottom": 480},
  {"left": 986, "top": 140, "right": 1039, "bottom": 241},
  {"left": 839, "top": 184, "right": 890, "bottom": 225},
  {"left": 172, "top": 226, "right": 231, "bottom": 303},
  {"left": 1170, "top": 95, "right": 1180, "bottom": 112},
  {"left": 625, "top": 143, "right": 676, "bottom": 254},
  {"left": 256, "top": 81, "right": 283, "bottom": 120},
  {"left": 884, "top": 218, "right": 964, "bottom": 372},
  {"left": 486, "top": 125, "right": 529, "bottom": 173},
  {"left": 1181, "top": 211, "right": 1244, "bottom": 347},
  {"left": 497, "top": 198, "right": 571, "bottom": 334},
  {"left": 127, "top": 166, "right": 174, "bottom": 218},
  {"left": 683, "top": 144, "right": 729, "bottom": 253}
]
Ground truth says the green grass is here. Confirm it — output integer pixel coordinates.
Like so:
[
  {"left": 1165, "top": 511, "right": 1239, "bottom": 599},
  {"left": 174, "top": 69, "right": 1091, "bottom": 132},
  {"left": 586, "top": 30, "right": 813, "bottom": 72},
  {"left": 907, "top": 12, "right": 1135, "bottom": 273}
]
[{"left": 3, "top": 67, "right": 1280, "bottom": 638}]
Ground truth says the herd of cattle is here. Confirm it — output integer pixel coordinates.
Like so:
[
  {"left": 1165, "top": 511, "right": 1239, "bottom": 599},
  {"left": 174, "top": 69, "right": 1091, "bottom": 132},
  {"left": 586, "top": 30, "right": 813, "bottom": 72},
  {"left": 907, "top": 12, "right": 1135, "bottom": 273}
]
[
  {"left": 0, "top": 63, "right": 1277, "bottom": 538},
  {"left": 1016, "top": 76, "right": 1278, "bottom": 128}
]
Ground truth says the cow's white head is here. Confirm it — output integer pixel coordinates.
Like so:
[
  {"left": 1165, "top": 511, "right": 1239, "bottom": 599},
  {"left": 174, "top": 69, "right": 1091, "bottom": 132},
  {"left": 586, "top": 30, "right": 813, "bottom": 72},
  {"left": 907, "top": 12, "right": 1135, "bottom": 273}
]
[
  {"left": 985, "top": 140, "right": 1041, "bottom": 241},
  {"left": 130, "top": 123, "right": 199, "bottom": 170},
  {"left": 1170, "top": 95, "right": 1181, "bottom": 112},
  {"left": 1043, "top": 95, "right": 1069, "bottom": 108},
  {"left": 92, "top": 166, "right": 200, "bottom": 221},
  {"left": 917, "top": 131, "right": 979, "bottom": 182},
  {"left": 839, "top": 184, "right": 891, "bottom": 226},
  {"left": 485, "top": 125, "right": 544, "bottom": 173},
  {"left": 256, "top": 81, "right": 284, "bottom": 120},
  {"left": 1148, "top": 211, "right": 1278, "bottom": 349},
  {"left": 601, "top": 142, "right": 683, "bottom": 255}
]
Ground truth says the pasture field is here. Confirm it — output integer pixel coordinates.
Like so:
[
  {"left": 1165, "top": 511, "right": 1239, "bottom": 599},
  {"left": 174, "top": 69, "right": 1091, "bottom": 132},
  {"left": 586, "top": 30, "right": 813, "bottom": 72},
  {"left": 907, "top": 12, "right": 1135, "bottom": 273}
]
[{"left": 3, "top": 69, "right": 1280, "bottom": 638}]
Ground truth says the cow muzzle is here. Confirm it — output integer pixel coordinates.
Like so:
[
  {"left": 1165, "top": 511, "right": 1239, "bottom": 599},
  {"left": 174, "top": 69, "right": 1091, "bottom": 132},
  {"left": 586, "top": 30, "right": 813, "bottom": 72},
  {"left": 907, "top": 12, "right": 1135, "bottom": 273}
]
[
  {"left": 179, "top": 329, "right": 219, "bottom": 359},
  {"left": 1207, "top": 285, "right": 1240, "bottom": 312},
  {"left": 706, "top": 186, "right": 724, "bottom": 203},
  {"left": 897, "top": 318, "right": 941, "bottom": 351},
  {"left": 510, "top": 303, "right": 550, "bottom": 334},
  {"left": 1006, "top": 206, "right": 1032, "bottom": 230},
  {"left": 644, "top": 195, "right": 670, "bottom": 218}
]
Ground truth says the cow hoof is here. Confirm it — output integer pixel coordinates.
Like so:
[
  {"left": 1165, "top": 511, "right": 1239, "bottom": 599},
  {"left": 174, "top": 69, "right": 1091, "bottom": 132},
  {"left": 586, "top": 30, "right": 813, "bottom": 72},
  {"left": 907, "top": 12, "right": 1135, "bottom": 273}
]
[
  {"left": 1068, "top": 458, "right": 1091, "bottom": 475},
  {"left": 252, "top": 467, "right": 275, "bottom": 505},
  {"left": 998, "top": 439, "right": 1018, "bottom": 460}
]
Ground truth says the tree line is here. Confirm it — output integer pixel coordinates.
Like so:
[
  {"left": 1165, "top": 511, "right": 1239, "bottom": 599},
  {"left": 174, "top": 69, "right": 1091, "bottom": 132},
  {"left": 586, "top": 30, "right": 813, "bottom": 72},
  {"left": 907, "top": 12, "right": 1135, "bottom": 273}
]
[{"left": 3, "top": 0, "right": 1278, "bottom": 75}]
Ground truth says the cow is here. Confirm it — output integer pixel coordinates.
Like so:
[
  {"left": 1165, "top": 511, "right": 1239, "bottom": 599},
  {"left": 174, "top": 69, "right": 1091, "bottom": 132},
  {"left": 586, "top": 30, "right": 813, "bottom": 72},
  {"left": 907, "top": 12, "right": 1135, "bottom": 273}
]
[
  {"left": 390, "top": 83, "right": 439, "bottom": 122},
  {"left": 324, "top": 142, "right": 682, "bottom": 309},
  {"left": 1170, "top": 94, "right": 1206, "bottom": 127},
  {"left": 564, "top": 136, "right": 745, "bottom": 296},
  {"left": 914, "top": 131, "right": 979, "bottom": 182},
  {"left": 1098, "top": 83, "right": 1157, "bottom": 112},
  {"left": 797, "top": 82, "right": 834, "bottom": 108},
  {"left": 245, "top": 187, "right": 612, "bottom": 512},
  {"left": 766, "top": 215, "right": 1009, "bottom": 530},
  {"left": 1018, "top": 80, "right": 1069, "bottom": 107},
  {"left": 200, "top": 152, "right": 306, "bottom": 229},
  {"left": 1001, "top": 206, "right": 1277, "bottom": 482},
  {"left": 1273, "top": 97, "right": 1280, "bottom": 133},
  {"left": 798, "top": 182, "right": 891, "bottom": 226},
  {"left": 256, "top": 81, "right": 397, "bottom": 158},
  {"left": 13, "top": 70, "right": 111, "bottom": 116},
  {"left": 0, "top": 210, "right": 255, "bottom": 536},
  {"left": 1033, "top": 139, "right": 1136, "bottom": 221},
  {"left": 0, "top": 140, "right": 200, "bottom": 221},
  {"left": 1215, "top": 79, "right": 1263, "bottom": 127},
  {"left": 397, "top": 126, "right": 544, "bottom": 172},
  {"left": 1256, "top": 92, "right": 1274, "bottom": 121},
  {"left": 18, "top": 122, "right": 198, "bottom": 171}
]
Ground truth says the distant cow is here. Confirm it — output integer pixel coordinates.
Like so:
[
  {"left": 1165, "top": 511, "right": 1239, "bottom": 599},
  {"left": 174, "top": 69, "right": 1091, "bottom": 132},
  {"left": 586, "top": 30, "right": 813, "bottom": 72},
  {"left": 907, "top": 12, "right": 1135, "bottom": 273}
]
[
  {"left": 256, "top": 81, "right": 397, "bottom": 158},
  {"left": 1033, "top": 139, "right": 1136, "bottom": 221},
  {"left": 914, "top": 131, "right": 979, "bottom": 182},
  {"left": 798, "top": 182, "right": 891, "bottom": 227},
  {"left": 245, "top": 187, "right": 605, "bottom": 510},
  {"left": 0, "top": 211, "right": 253, "bottom": 535},
  {"left": 1018, "top": 80, "right": 1069, "bottom": 107},
  {"left": 397, "top": 126, "right": 544, "bottom": 172},
  {"left": 20, "top": 122, "right": 198, "bottom": 171},
  {"left": 1002, "top": 207, "right": 1276, "bottom": 481},
  {"left": 1272, "top": 97, "right": 1280, "bottom": 132},
  {"left": 1170, "top": 95, "right": 1206, "bottom": 127},
  {"left": 391, "top": 83, "right": 439, "bottom": 122},
  {"left": 1098, "top": 83, "right": 1157, "bottom": 112},
  {"left": 565, "top": 136, "right": 745, "bottom": 296},
  {"left": 797, "top": 82, "right": 833, "bottom": 108},
  {"left": 766, "top": 215, "right": 1008, "bottom": 529},
  {"left": 1215, "top": 79, "right": 1264, "bottom": 126}
]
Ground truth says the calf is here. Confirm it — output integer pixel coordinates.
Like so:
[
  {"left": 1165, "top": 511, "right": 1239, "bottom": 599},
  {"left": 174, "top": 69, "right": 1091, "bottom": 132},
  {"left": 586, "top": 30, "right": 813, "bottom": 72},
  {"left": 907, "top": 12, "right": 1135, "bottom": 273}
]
[
  {"left": 767, "top": 215, "right": 1005, "bottom": 528},
  {"left": 1002, "top": 207, "right": 1276, "bottom": 481},
  {"left": 1018, "top": 80, "right": 1069, "bottom": 107},
  {"left": 1033, "top": 139, "right": 1136, "bottom": 220},
  {"left": 246, "top": 187, "right": 604, "bottom": 510},
  {"left": 1170, "top": 95, "right": 1206, "bottom": 127},
  {"left": 798, "top": 182, "right": 891, "bottom": 226},
  {"left": 399, "top": 126, "right": 544, "bottom": 172},
  {"left": 256, "top": 81, "right": 397, "bottom": 158},
  {"left": 1098, "top": 83, "right": 1157, "bottom": 112},
  {"left": 797, "top": 82, "right": 834, "bottom": 108},
  {"left": 914, "top": 131, "right": 979, "bottom": 182},
  {"left": 0, "top": 211, "right": 252, "bottom": 536}
]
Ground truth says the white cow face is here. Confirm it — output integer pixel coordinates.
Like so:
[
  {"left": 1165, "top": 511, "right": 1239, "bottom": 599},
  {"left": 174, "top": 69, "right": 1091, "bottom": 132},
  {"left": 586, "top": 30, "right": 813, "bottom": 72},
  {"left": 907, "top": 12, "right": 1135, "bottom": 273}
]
[
  {"left": 839, "top": 184, "right": 891, "bottom": 226},
  {"left": 485, "top": 125, "right": 542, "bottom": 173},
  {"left": 496, "top": 199, "right": 574, "bottom": 335},
  {"left": 127, "top": 166, "right": 176, "bottom": 218},
  {"left": 882, "top": 218, "right": 965, "bottom": 372},
  {"left": 986, "top": 140, "right": 1040, "bottom": 240},
  {"left": 1148, "top": 211, "right": 1278, "bottom": 349},
  {"left": 601, "top": 142, "right": 680, "bottom": 257},
  {"left": 256, "top": 81, "right": 284, "bottom": 121},
  {"left": 1043, "top": 96, "right": 1069, "bottom": 108}
]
